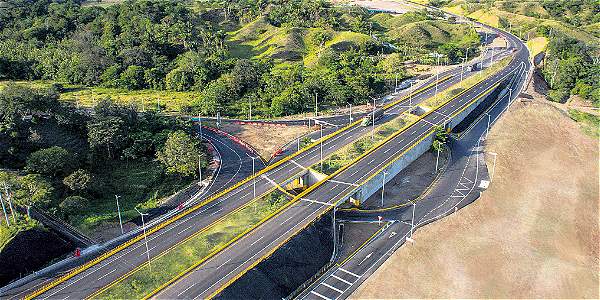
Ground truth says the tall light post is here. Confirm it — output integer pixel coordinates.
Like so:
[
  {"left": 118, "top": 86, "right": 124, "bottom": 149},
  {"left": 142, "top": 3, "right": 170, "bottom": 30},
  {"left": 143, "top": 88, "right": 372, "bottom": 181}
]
[
  {"left": 348, "top": 103, "right": 353, "bottom": 123},
  {"left": 435, "top": 145, "right": 441, "bottom": 173},
  {"left": 198, "top": 114, "right": 203, "bottom": 140},
  {"left": 314, "top": 92, "right": 318, "bottom": 118},
  {"left": 248, "top": 96, "right": 252, "bottom": 120},
  {"left": 115, "top": 195, "right": 123, "bottom": 235},
  {"left": 381, "top": 171, "right": 388, "bottom": 207},
  {"left": 0, "top": 191, "right": 9, "bottom": 226},
  {"left": 486, "top": 113, "right": 491, "bottom": 138},
  {"left": 247, "top": 154, "right": 258, "bottom": 198},
  {"left": 408, "top": 201, "right": 416, "bottom": 242},
  {"left": 134, "top": 207, "right": 151, "bottom": 269},
  {"left": 489, "top": 152, "right": 498, "bottom": 182},
  {"left": 409, "top": 81, "right": 413, "bottom": 108},
  {"left": 319, "top": 124, "right": 324, "bottom": 172},
  {"left": 198, "top": 155, "right": 203, "bottom": 185}
]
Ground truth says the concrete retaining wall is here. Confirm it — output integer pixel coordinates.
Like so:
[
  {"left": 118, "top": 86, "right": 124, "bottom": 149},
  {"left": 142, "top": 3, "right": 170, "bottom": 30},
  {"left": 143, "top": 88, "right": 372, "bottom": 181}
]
[{"left": 350, "top": 80, "right": 510, "bottom": 205}]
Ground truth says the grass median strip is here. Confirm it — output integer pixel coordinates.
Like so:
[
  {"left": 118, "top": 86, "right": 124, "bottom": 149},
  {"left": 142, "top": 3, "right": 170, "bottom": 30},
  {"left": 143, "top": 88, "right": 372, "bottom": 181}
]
[{"left": 92, "top": 190, "right": 291, "bottom": 299}]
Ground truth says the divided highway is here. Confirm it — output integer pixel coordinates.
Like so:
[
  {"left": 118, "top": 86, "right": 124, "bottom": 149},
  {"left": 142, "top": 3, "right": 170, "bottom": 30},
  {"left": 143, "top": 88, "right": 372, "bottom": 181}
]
[
  {"left": 152, "top": 33, "right": 528, "bottom": 299},
  {"left": 7, "top": 48, "right": 479, "bottom": 300}
]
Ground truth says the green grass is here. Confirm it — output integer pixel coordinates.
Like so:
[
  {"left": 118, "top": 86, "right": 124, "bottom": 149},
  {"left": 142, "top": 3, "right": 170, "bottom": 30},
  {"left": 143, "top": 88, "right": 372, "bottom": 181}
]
[
  {"left": 319, "top": 114, "right": 417, "bottom": 176},
  {"left": 0, "top": 80, "right": 198, "bottom": 113},
  {"left": 94, "top": 190, "right": 291, "bottom": 299},
  {"left": 68, "top": 160, "right": 193, "bottom": 234},
  {"left": 526, "top": 37, "right": 548, "bottom": 58},
  {"left": 568, "top": 109, "right": 600, "bottom": 138},
  {"left": 421, "top": 56, "right": 512, "bottom": 109},
  {"left": 0, "top": 217, "right": 40, "bottom": 252}
]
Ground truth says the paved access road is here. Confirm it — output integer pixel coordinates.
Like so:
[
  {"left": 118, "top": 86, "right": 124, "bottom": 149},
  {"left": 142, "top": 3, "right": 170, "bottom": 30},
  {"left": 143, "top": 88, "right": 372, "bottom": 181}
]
[
  {"left": 299, "top": 27, "right": 531, "bottom": 300},
  {"left": 153, "top": 26, "right": 528, "bottom": 299},
  {"left": 5, "top": 48, "right": 473, "bottom": 300}
]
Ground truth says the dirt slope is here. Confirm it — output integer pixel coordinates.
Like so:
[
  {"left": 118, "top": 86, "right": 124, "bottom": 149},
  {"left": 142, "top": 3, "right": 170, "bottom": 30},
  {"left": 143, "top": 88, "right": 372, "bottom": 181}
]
[{"left": 351, "top": 102, "right": 599, "bottom": 298}]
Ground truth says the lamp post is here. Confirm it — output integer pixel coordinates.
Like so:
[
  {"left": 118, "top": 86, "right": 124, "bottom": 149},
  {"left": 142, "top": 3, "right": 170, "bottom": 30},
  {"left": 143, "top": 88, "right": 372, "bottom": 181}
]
[
  {"left": 135, "top": 207, "right": 151, "bottom": 269},
  {"left": 319, "top": 124, "right": 324, "bottom": 172},
  {"left": 247, "top": 154, "right": 258, "bottom": 198},
  {"left": 348, "top": 103, "right": 353, "bottom": 123},
  {"left": 381, "top": 171, "right": 388, "bottom": 207},
  {"left": 115, "top": 195, "right": 123, "bottom": 235},
  {"left": 198, "top": 155, "right": 203, "bottom": 185},
  {"left": 489, "top": 152, "right": 498, "bottom": 182},
  {"left": 408, "top": 201, "right": 416, "bottom": 242}
]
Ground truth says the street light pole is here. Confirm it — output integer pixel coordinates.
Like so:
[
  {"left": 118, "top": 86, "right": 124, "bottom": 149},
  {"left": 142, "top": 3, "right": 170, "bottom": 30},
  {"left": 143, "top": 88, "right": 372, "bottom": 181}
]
[
  {"left": 314, "top": 92, "right": 318, "bottom": 118},
  {"left": 0, "top": 192, "right": 9, "bottom": 226},
  {"left": 409, "top": 201, "right": 416, "bottom": 241},
  {"left": 135, "top": 208, "right": 151, "bottom": 269},
  {"left": 247, "top": 155, "right": 257, "bottom": 198},
  {"left": 489, "top": 152, "right": 498, "bottom": 182},
  {"left": 409, "top": 81, "right": 413, "bottom": 108},
  {"left": 348, "top": 103, "right": 352, "bottom": 123},
  {"left": 435, "top": 145, "right": 441, "bottom": 173},
  {"left": 319, "top": 124, "right": 324, "bottom": 172},
  {"left": 198, "top": 114, "right": 202, "bottom": 140},
  {"left": 198, "top": 155, "right": 202, "bottom": 184},
  {"left": 115, "top": 195, "right": 123, "bottom": 235},
  {"left": 381, "top": 172, "right": 388, "bottom": 207}
]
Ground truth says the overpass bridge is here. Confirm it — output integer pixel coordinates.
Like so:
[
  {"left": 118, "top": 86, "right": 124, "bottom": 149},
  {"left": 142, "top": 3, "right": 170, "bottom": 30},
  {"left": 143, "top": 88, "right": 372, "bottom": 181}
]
[
  {"left": 3, "top": 19, "right": 529, "bottom": 300},
  {"left": 152, "top": 31, "right": 530, "bottom": 299}
]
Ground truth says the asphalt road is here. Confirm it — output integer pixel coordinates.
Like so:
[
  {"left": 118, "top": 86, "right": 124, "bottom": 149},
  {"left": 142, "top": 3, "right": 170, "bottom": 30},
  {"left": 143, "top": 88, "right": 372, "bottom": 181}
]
[
  {"left": 4, "top": 16, "right": 524, "bottom": 300},
  {"left": 5, "top": 47, "right": 474, "bottom": 300},
  {"left": 297, "top": 28, "right": 532, "bottom": 300},
  {"left": 153, "top": 27, "right": 529, "bottom": 299}
]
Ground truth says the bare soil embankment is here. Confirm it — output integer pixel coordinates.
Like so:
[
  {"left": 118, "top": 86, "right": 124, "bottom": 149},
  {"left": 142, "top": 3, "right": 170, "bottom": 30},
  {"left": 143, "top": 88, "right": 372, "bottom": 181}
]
[{"left": 351, "top": 101, "right": 599, "bottom": 298}]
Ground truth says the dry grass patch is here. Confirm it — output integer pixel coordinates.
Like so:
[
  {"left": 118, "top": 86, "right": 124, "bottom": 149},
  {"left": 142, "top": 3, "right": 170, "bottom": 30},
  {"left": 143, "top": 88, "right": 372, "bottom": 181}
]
[
  {"left": 352, "top": 102, "right": 599, "bottom": 298},
  {"left": 217, "top": 122, "right": 313, "bottom": 161}
]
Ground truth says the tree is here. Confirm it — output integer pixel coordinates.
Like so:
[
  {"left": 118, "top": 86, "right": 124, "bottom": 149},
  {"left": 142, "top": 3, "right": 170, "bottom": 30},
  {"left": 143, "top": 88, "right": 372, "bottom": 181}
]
[
  {"left": 12, "top": 174, "right": 54, "bottom": 208},
  {"left": 59, "top": 195, "right": 88, "bottom": 218},
  {"left": 432, "top": 125, "right": 448, "bottom": 151},
  {"left": 87, "top": 116, "right": 125, "bottom": 159},
  {"left": 25, "top": 146, "right": 73, "bottom": 177},
  {"left": 63, "top": 169, "right": 93, "bottom": 193},
  {"left": 119, "top": 65, "right": 146, "bottom": 90},
  {"left": 156, "top": 130, "right": 205, "bottom": 177}
]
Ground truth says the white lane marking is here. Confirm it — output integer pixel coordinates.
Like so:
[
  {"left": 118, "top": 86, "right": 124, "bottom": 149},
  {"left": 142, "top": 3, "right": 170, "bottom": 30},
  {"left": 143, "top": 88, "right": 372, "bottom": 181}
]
[
  {"left": 322, "top": 282, "right": 344, "bottom": 294},
  {"left": 384, "top": 148, "right": 391, "bottom": 154},
  {"left": 310, "top": 291, "right": 332, "bottom": 300},
  {"left": 249, "top": 236, "right": 264, "bottom": 247},
  {"left": 97, "top": 269, "right": 116, "bottom": 281},
  {"left": 410, "top": 130, "right": 417, "bottom": 135},
  {"left": 331, "top": 274, "right": 352, "bottom": 285},
  {"left": 209, "top": 208, "right": 223, "bottom": 217},
  {"left": 300, "top": 198, "right": 334, "bottom": 206},
  {"left": 345, "top": 135, "right": 352, "bottom": 140},
  {"left": 280, "top": 215, "right": 295, "bottom": 225},
  {"left": 177, "top": 282, "right": 197, "bottom": 297},
  {"left": 289, "top": 159, "right": 306, "bottom": 170},
  {"left": 328, "top": 179, "right": 359, "bottom": 187},
  {"left": 338, "top": 268, "right": 361, "bottom": 278},
  {"left": 217, "top": 258, "right": 232, "bottom": 270},
  {"left": 177, "top": 224, "right": 195, "bottom": 235},
  {"left": 368, "top": 158, "right": 375, "bottom": 165}
]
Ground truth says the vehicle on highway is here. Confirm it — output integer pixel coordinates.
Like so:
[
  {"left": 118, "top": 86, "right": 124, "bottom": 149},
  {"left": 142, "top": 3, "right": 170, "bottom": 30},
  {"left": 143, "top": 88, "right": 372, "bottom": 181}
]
[{"left": 361, "top": 108, "right": 385, "bottom": 126}]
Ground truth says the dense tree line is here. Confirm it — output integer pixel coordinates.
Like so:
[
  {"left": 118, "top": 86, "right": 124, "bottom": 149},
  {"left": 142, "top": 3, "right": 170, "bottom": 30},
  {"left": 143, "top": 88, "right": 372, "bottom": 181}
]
[
  {"left": 538, "top": 30, "right": 600, "bottom": 105},
  {"left": 0, "top": 0, "right": 409, "bottom": 117},
  {"left": 0, "top": 84, "right": 206, "bottom": 216}
]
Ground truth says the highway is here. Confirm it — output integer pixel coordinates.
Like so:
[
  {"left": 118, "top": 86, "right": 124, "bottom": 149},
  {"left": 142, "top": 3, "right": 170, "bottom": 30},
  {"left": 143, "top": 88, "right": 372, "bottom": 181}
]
[
  {"left": 3, "top": 10, "right": 526, "bottom": 298},
  {"left": 298, "top": 28, "right": 531, "bottom": 300},
  {"left": 6, "top": 44, "right": 479, "bottom": 300},
  {"left": 152, "top": 25, "right": 529, "bottom": 299}
]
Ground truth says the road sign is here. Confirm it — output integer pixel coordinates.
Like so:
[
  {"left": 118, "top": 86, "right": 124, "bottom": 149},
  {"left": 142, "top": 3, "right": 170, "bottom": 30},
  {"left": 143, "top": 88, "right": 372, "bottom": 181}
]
[{"left": 74, "top": 248, "right": 81, "bottom": 257}]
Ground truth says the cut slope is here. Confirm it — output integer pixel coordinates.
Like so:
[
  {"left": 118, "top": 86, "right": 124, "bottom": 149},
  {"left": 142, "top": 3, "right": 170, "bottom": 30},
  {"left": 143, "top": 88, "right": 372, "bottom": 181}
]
[{"left": 351, "top": 102, "right": 599, "bottom": 298}]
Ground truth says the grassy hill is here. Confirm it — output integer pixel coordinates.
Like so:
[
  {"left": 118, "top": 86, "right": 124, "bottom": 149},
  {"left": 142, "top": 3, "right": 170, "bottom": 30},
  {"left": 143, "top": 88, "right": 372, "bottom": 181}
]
[{"left": 227, "top": 16, "right": 374, "bottom": 66}]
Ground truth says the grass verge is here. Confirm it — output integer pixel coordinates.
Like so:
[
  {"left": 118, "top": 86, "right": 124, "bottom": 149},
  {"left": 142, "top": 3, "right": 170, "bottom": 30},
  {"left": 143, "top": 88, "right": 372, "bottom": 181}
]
[
  {"left": 568, "top": 109, "right": 600, "bottom": 138},
  {"left": 319, "top": 114, "right": 418, "bottom": 175},
  {"left": 92, "top": 190, "right": 290, "bottom": 299},
  {"left": 420, "top": 56, "right": 512, "bottom": 109}
]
